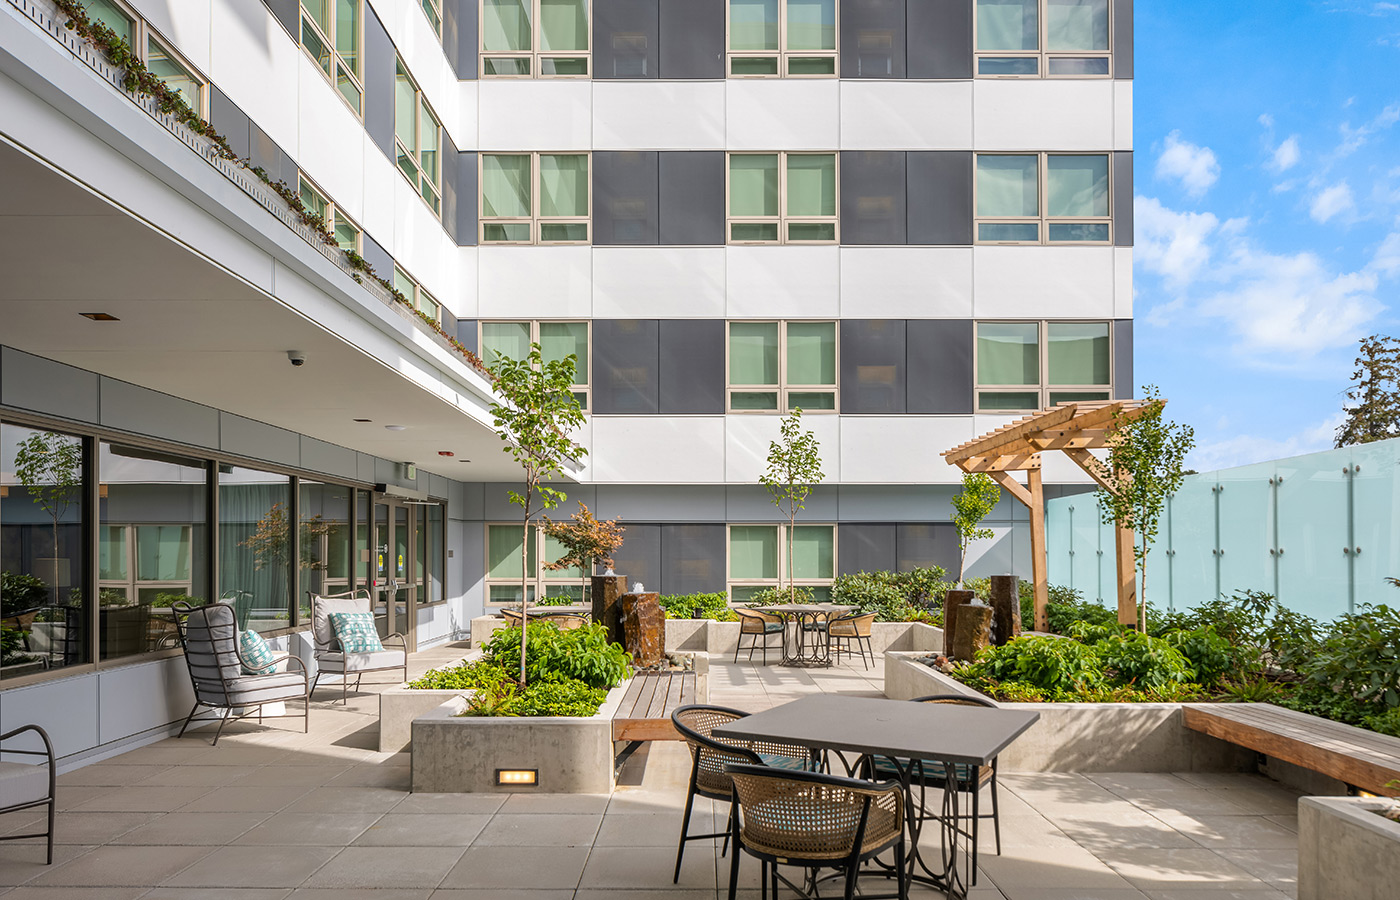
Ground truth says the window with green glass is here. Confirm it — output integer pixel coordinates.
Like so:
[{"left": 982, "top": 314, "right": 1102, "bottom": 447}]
[
  {"left": 420, "top": 0, "right": 443, "bottom": 34},
  {"left": 728, "top": 153, "right": 837, "bottom": 244},
  {"left": 976, "top": 0, "right": 1111, "bottom": 77},
  {"left": 482, "top": 153, "right": 589, "bottom": 244},
  {"left": 394, "top": 58, "right": 442, "bottom": 215},
  {"left": 298, "top": 177, "right": 361, "bottom": 252},
  {"left": 729, "top": 321, "right": 837, "bottom": 413},
  {"left": 146, "top": 36, "right": 203, "bottom": 113},
  {"left": 393, "top": 266, "right": 442, "bottom": 322},
  {"left": 976, "top": 153, "right": 1111, "bottom": 244},
  {"left": 729, "top": 0, "right": 836, "bottom": 77},
  {"left": 300, "top": 0, "right": 363, "bottom": 113},
  {"left": 482, "top": 0, "right": 590, "bottom": 77},
  {"left": 81, "top": 0, "right": 134, "bottom": 45},
  {"left": 728, "top": 524, "right": 835, "bottom": 599},
  {"left": 485, "top": 523, "right": 591, "bottom": 605},
  {"left": 976, "top": 320, "right": 1112, "bottom": 412},
  {"left": 481, "top": 321, "right": 590, "bottom": 409}
]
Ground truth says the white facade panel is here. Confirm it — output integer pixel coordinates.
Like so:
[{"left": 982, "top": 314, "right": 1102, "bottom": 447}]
[
  {"left": 726, "top": 247, "right": 840, "bottom": 318},
  {"left": 972, "top": 247, "right": 1116, "bottom": 318},
  {"left": 457, "top": 79, "right": 479, "bottom": 151},
  {"left": 838, "top": 81, "right": 973, "bottom": 150},
  {"left": 476, "top": 246, "right": 593, "bottom": 317},
  {"left": 1115, "top": 247, "right": 1134, "bottom": 318},
  {"left": 840, "top": 417, "right": 978, "bottom": 484},
  {"left": 361, "top": 132, "right": 399, "bottom": 252},
  {"left": 726, "top": 80, "right": 840, "bottom": 151},
  {"left": 972, "top": 81, "right": 1115, "bottom": 151},
  {"left": 839, "top": 248, "right": 973, "bottom": 318},
  {"left": 128, "top": 0, "right": 213, "bottom": 77},
  {"left": 1114, "top": 81, "right": 1134, "bottom": 151},
  {"left": 98, "top": 657, "right": 194, "bottom": 744},
  {"left": 725, "top": 414, "right": 840, "bottom": 484},
  {"left": 590, "top": 417, "right": 726, "bottom": 483},
  {"left": 209, "top": 0, "right": 299, "bottom": 155},
  {"left": 452, "top": 245, "right": 479, "bottom": 318},
  {"left": 297, "top": 55, "right": 366, "bottom": 224},
  {"left": 592, "top": 248, "right": 727, "bottom": 318},
  {"left": 374, "top": 0, "right": 465, "bottom": 147},
  {"left": 592, "top": 82, "right": 726, "bottom": 150},
  {"left": 478, "top": 81, "right": 592, "bottom": 150},
  {"left": 391, "top": 176, "right": 455, "bottom": 298},
  {"left": 1, "top": 672, "right": 99, "bottom": 758},
  {"left": 1041, "top": 449, "right": 1099, "bottom": 485}
]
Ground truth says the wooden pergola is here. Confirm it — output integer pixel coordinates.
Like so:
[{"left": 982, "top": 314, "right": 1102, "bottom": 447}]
[{"left": 941, "top": 400, "right": 1160, "bottom": 631}]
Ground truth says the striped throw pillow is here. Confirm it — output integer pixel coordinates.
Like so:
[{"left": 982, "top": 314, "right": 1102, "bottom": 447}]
[
  {"left": 239, "top": 629, "right": 277, "bottom": 675},
  {"left": 329, "top": 611, "right": 385, "bottom": 654}
]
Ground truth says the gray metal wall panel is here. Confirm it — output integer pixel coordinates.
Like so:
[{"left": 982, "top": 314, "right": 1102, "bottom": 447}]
[
  {"left": 593, "top": 151, "right": 660, "bottom": 245},
  {"left": 661, "top": 524, "right": 726, "bottom": 594},
  {"left": 1113, "top": 151, "right": 1133, "bottom": 247},
  {"left": 906, "top": 319, "right": 973, "bottom": 414},
  {"left": 457, "top": 0, "right": 480, "bottom": 78},
  {"left": 482, "top": 484, "right": 595, "bottom": 520},
  {"left": 440, "top": 306, "right": 459, "bottom": 341},
  {"left": 596, "top": 0, "right": 661, "bottom": 78},
  {"left": 838, "top": 523, "right": 898, "bottom": 575},
  {"left": 364, "top": 5, "right": 396, "bottom": 163},
  {"left": 441, "top": 131, "right": 460, "bottom": 244},
  {"left": 250, "top": 125, "right": 295, "bottom": 187},
  {"left": 841, "top": 0, "right": 907, "bottom": 78},
  {"left": 0, "top": 347, "right": 100, "bottom": 424},
  {"left": 1114, "top": 319, "right": 1133, "bottom": 400},
  {"left": 442, "top": 0, "right": 460, "bottom": 78},
  {"left": 428, "top": 472, "right": 450, "bottom": 499},
  {"left": 456, "top": 319, "right": 478, "bottom": 354},
  {"left": 659, "top": 0, "right": 724, "bottom": 79},
  {"left": 264, "top": 0, "right": 298, "bottom": 38},
  {"left": 908, "top": 0, "right": 973, "bottom": 79},
  {"left": 375, "top": 457, "right": 420, "bottom": 489},
  {"left": 841, "top": 151, "right": 907, "bottom": 245},
  {"left": 362, "top": 232, "right": 393, "bottom": 281},
  {"left": 208, "top": 86, "right": 250, "bottom": 160},
  {"left": 907, "top": 152, "right": 973, "bottom": 245},
  {"left": 659, "top": 319, "right": 725, "bottom": 414},
  {"left": 593, "top": 320, "right": 660, "bottom": 414},
  {"left": 299, "top": 436, "right": 360, "bottom": 481},
  {"left": 659, "top": 152, "right": 725, "bottom": 245},
  {"left": 896, "top": 523, "right": 958, "bottom": 574},
  {"left": 726, "top": 485, "right": 838, "bottom": 522},
  {"left": 837, "top": 484, "right": 958, "bottom": 522},
  {"left": 1113, "top": 0, "right": 1133, "bottom": 79},
  {"left": 841, "top": 320, "right": 907, "bottom": 414},
  {"left": 100, "top": 378, "right": 220, "bottom": 449},
  {"left": 594, "top": 484, "right": 727, "bottom": 521},
  {"left": 611, "top": 523, "right": 662, "bottom": 589},
  {"left": 358, "top": 452, "right": 376, "bottom": 483},
  {"left": 220, "top": 413, "right": 301, "bottom": 468},
  {"left": 457, "top": 152, "right": 478, "bottom": 245}
]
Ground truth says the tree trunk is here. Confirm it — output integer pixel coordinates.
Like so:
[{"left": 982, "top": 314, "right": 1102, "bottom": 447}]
[
  {"left": 520, "top": 507, "right": 530, "bottom": 686},
  {"left": 787, "top": 511, "right": 795, "bottom": 600}
]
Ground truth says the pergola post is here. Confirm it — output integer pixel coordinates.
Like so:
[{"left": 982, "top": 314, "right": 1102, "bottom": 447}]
[
  {"left": 1116, "top": 524, "right": 1137, "bottom": 627},
  {"left": 1027, "top": 465, "right": 1049, "bottom": 632}
]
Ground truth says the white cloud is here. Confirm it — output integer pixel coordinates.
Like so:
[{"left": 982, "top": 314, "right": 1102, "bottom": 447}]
[
  {"left": 1310, "top": 182, "right": 1356, "bottom": 222},
  {"left": 1134, "top": 197, "right": 1220, "bottom": 285},
  {"left": 1269, "top": 135, "right": 1302, "bottom": 173},
  {"left": 1154, "top": 131, "right": 1221, "bottom": 199},
  {"left": 1188, "top": 414, "right": 1346, "bottom": 471},
  {"left": 1335, "top": 103, "right": 1400, "bottom": 158}
]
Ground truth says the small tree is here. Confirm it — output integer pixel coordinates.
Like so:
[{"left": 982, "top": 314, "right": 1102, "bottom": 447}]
[
  {"left": 13, "top": 431, "right": 83, "bottom": 599},
  {"left": 542, "top": 503, "right": 625, "bottom": 576},
  {"left": 1091, "top": 386, "right": 1195, "bottom": 630},
  {"left": 487, "top": 343, "right": 587, "bottom": 685},
  {"left": 1336, "top": 334, "right": 1400, "bottom": 447},
  {"left": 950, "top": 472, "right": 1001, "bottom": 586},
  {"left": 759, "top": 409, "right": 825, "bottom": 601}
]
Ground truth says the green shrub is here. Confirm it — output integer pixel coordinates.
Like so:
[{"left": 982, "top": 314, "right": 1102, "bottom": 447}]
[
  {"left": 1303, "top": 603, "right": 1400, "bottom": 708},
  {"left": 746, "top": 585, "right": 814, "bottom": 606},
  {"left": 0, "top": 572, "right": 49, "bottom": 617},
  {"left": 484, "top": 622, "right": 632, "bottom": 690},
  {"left": 658, "top": 592, "right": 736, "bottom": 621},
  {"left": 1016, "top": 581, "right": 1117, "bottom": 633},
  {"left": 409, "top": 660, "right": 504, "bottom": 691},
  {"left": 536, "top": 596, "right": 580, "bottom": 607},
  {"left": 962, "top": 635, "right": 1104, "bottom": 694},
  {"left": 413, "top": 658, "right": 610, "bottom": 717},
  {"left": 1362, "top": 706, "right": 1400, "bottom": 738},
  {"left": 506, "top": 680, "right": 608, "bottom": 717},
  {"left": 1093, "top": 631, "right": 1194, "bottom": 690},
  {"left": 830, "top": 567, "right": 951, "bottom": 622},
  {"left": 1161, "top": 627, "right": 1234, "bottom": 686}
]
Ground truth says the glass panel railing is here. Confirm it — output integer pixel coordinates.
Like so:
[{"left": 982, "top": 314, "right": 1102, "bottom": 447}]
[
  {"left": 1350, "top": 441, "right": 1400, "bottom": 613},
  {"left": 1276, "top": 454, "right": 1350, "bottom": 620},
  {"left": 1216, "top": 462, "right": 1274, "bottom": 602}
]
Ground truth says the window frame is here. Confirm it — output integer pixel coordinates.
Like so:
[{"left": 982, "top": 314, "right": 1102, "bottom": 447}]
[
  {"left": 974, "top": 152, "right": 1113, "bottom": 246},
  {"left": 973, "top": 319, "right": 1114, "bottom": 414},
  {"left": 479, "top": 152, "right": 592, "bottom": 246},
  {"left": 479, "top": 0, "right": 593, "bottom": 79},
  {"left": 393, "top": 265, "right": 442, "bottom": 323},
  {"left": 726, "top": 0, "right": 840, "bottom": 79},
  {"left": 298, "top": 0, "right": 365, "bottom": 117},
  {"left": 483, "top": 523, "right": 592, "bottom": 607},
  {"left": 298, "top": 175, "right": 363, "bottom": 253},
  {"left": 726, "top": 523, "right": 838, "bottom": 601},
  {"left": 420, "top": 0, "right": 443, "bottom": 36},
  {"left": 80, "top": 1, "right": 208, "bottom": 117},
  {"left": 726, "top": 152, "right": 840, "bottom": 246},
  {"left": 725, "top": 319, "right": 839, "bottom": 414},
  {"left": 478, "top": 320, "right": 591, "bottom": 410},
  {"left": 974, "top": 0, "right": 1113, "bottom": 79},
  {"left": 394, "top": 57, "right": 443, "bottom": 216}
]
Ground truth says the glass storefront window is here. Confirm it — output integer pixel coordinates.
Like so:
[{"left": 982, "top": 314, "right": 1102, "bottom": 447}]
[
  {"left": 219, "top": 466, "right": 291, "bottom": 633},
  {"left": 299, "top": 481, "right": 352, "bottom": 621}
]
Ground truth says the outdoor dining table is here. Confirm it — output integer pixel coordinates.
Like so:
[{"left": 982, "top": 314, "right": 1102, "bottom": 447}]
[
  {"left": 748, "top": 603, "right": 855, "bottom": 667},
  {"left": 502, "top": 604, "right": 592, "bottom": 618},
  {"left": 712, "top": 693, "right": 1040, "bottom": 900}
]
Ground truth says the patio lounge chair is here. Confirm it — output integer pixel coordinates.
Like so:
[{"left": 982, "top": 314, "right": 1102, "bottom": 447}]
[
  {"left": 734, "top": 609, "right": 784, "bottom": 663},
  {"left": 308, "top": 590, "right": 407, "bottom": 703},
  {"left": 827, "top": 612, "right": 877, "bottom": 669},
  {"left": 0, "top": 725, "right": 55, "bottom": 864}
]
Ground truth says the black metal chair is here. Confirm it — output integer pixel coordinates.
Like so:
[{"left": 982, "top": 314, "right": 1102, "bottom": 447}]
[{"left": 0, "top": 725, "right": 55, "bottom": 864}]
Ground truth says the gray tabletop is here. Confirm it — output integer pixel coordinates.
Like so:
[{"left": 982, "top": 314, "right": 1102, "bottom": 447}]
[
  {"left": 501, "top": 604, "right": 592, "bottom": 616},
  {"left": 712, "top": 694, "right": 1039, "bottom": 767},
  {"left": 750, "top": 604, "right": 855, "bottom": 616}
]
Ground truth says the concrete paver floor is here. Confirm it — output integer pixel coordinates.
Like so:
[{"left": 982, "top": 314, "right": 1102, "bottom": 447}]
[{"left": 0, "top": 644, "right": 1301, "bottom": 898}]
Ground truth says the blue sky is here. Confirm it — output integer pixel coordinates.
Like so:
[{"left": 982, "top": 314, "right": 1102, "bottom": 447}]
[{"left": 1134, "top": 0, "right": 1400, "bottom": 470}]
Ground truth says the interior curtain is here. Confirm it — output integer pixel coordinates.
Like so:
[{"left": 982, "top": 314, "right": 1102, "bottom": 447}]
[
  {"left": 483, "top": 0, "right": 532, "bottom": 51},
  {"left": 730, "top": 155, "right": 780, "bottom": 217},
  {"left": 730, "top": 0, "right": 779, "bottom": 50},
  {"left": 976, "top": 0, "right": 1039, "bottom": 51},
  {"left": 790, "top": 526, "right": 834, "bottom": 580},
  {"left": 1048, "top": 323, "right": 1111, "bottom": 384},
  {"left": 786, "top": 0, "right": 836, "bottom": 50},
  {"left": 483, "top": 155, "right": 531, "bottom": 217},
  {"left": 786, "top": 155, "right": 836, "bottom": 217},
  {"left": 1047, "top": 155, "right": 1109, "bottom": 217},
  {"left": 977, "top": 323, "right": 1040, "bottom": 385},
  {"left": 977, "top": 155, "right": 1039, "bottom": 217},
  {"left": 786, "top": 322, "right": 836, "bottom": 385},
  {"left": 540, "top": 0, "right": 588, "bottom": 52},
  {"left": 335, "top": 0, "right": 359, "bottom": 60},
  {"left": 540, "top": 322, "right": 588, "bottom": 383},
  {"left": 488, "top": 525, "right": 537, "bottom": 580},
  {"left": 729, "top": 322, "right": 780, "bottom": 385},
  {"left": 481, "top": 322, "right": 533, "bottom": 362},
  {"left": 219, "top": 480, "right": 290, "bottom": 631},
  {"left": 394, "top": 66, "right": 416, "bottom": 148},
  {"left": 730, "top": 526, "right": 779, "bottom": 580},
  {"left": 1047, "top": 0, "right": 1110, "bottom": 51},
  {"left": 539, "top": 155, "right": 588, "bottom": 217}
]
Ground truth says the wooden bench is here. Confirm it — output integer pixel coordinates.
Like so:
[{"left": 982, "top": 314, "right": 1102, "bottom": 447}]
[
  {"left": 611, "top": 670, "right": 697, "bottom": 774},
  {"left": 1182, "top": 703, "right": 1400, "bottom": 796}
]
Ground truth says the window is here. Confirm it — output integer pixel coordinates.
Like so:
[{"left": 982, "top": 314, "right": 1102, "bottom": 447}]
[
  {"left": 79, "top": 2, "right": 206, "bottom": 114},
  {"left": 480, "top": 321, "right": 590, "bottom": 409},
  {"left": 300, "top": 0, "right": 363, "bottom": 114},
  {"left": 975, "top": 320, "right": 1112, "bottom": 412},
  {"left": 975, "top": 0, "right": 1111, "bottom": 77},
  {"left": 481, "top": 153, "right": 590, "bottom": 244},
  {"left": 298, "top": 177, "right": 361, "bottom": 252},
  {"left": 728, "top": 321, "right": 838, "bottom": 413},
  {"left": 729, "top": 0, "right": 837, "bottom": 77},
  {"left": 395, "top": 59, "right": 442, "bottom": 215},
  {"left": 485, "top": 524, "right": 590, "bottom": 605},
  {"left": 728, "top": 525, "right": 836, "bottom": 601},
  {"left": 975, "top": 153, "right": 1111, "bottom": 244},
  {"left": 481, "top": 0, "right": 590, "bottom": 77},
  {"left": 728, "top": 153, "right": 838, "bottom": 244},
  {"left": 393, "top": 266, "right": 441, "bottom": 322},
  {"left": 298, "top": 481, "right": 353, "bottom": 622},
  {"left": 218, "top": 465, "right": 291, "bottom": 634},
  {"left": 420, "top": 0, "right": 443, "bottom": 35}
]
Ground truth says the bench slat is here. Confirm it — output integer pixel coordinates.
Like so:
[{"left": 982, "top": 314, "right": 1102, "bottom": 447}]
[{"left": 612, "top": 671, "right": 698, "bottom": 743}]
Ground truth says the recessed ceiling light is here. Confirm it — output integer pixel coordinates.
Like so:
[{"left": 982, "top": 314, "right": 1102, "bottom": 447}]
[
  {"left": 79, "top": 313, "right": 120, "bottom": 321},
  {"left": 384, "top": 425, "right": 407, "bottom": 431},
  {"left": 459, "top": 459, "right": 472, "bottom": 463},
  {"left": 353, "top": 418, "right": 372, "bottom": 423}
]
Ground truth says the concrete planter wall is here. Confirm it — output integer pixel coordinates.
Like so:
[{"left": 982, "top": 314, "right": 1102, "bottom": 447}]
[
  {"left": 379, "top": 650, "right": 484, "bottom": 752},
  {"left": 669, "top": 619, "right": 942, "bottom": 658},
  {"left": 883, "top": 651, "right": 1252, "bottom": 773},
  {"left": 470, "top": 615, "right": 507, "bottom": 648},
  {"left": 1299, "top": 796, "right": 1400, "bottom": 900},
  {"left": 411, "top": 681, "right": 630, "bottom": 794},
  {"left": 664, "top": 618, "right": 708, "bottom": 651}
]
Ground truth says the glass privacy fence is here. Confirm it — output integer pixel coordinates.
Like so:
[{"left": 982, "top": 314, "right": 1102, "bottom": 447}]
[{"left": 1046, "top": 439, "right": 1400, "bottom": 621}]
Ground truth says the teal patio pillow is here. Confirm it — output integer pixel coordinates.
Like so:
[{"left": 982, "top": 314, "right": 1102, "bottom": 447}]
[
  {"left": 329, "top": 611, "right": 385, "bottom": 654},
  {"left": 239, "top": 629, "right": 277, "bottom": 675}
]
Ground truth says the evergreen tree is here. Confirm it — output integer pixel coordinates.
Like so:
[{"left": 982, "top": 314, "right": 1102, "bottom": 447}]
[{"left": 1336, "top": 335, "right": 1400, "bottom": 448}]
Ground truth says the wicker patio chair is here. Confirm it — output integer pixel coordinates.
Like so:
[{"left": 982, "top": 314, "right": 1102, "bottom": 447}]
[
  {"left": 827, "top": 612, "right": 877, "bottom": 669},
  {"left": 725, "top": 763, "right": 906, "bottom": 900},
  {"left": 0, "top": 725, "right": 56, "bottom": 864},
  {"left": 733, "top": 608, "right": 784, "bottom": 664},
  {"left": 534, "top": 612, "right": 587, "bottom": 631},
  {"left": 670, "top": 704, "right": 818, "bottom": 884},
  {"left": 172, "top": 602, "right": 310, "bottom": 746},
  {"left": 308, "top": 590, "right": 407, "bottom": 703},
  {"left": 501, "top": 608, "right": 525, "bottom": 627}
]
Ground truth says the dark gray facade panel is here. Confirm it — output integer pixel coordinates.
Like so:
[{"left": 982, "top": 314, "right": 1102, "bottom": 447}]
[
  {"left": 1113, "top": 151, "right": 1133, "bottom": 247},
  {"left": 611, "top": 523, "right": 662, "bottom": 591},
  {"left": 1114, "top": 0, "right": 1133, "bottom": 79},
  {"left": 659, "top": 0, "right": 724, "bottom": 79},
  {"left": 364, "top": 4, "right": 396, "bottom": 163},
  {"left": 457, "top": 152, "right": 478, "bottom": 246},
  {"left": 300, "top": 436, "right": 359, "bottom": 481},
  {"left": 596, "top": 0, "right": 661, "bottom": 78},
  {"left": 441, "top": 131, "right": 460, "bottom": 244},
  {"left": 442, "top": 0, "right": 460, "bottom": 79},
  {"left": 658, "top": 152, "right": 725, "bottom": 245},
  {"left": 455, "top": 0, "right": 480, "bottom": 78},
  {"left": 440, "top": 307, "right": 459, "bottom": 340},
  {"left": 593, "top": 151, "right": 660, "bottom": 245},
  {"left": 361, "top": 232, "right": 393, "bottom": 281},
  {"left": 840, "top": 320, "right": 907, "bottom": 414},
  {"left": 840, "top": 0, "right": 906, "bottom": 78},
  {"left": 250, "top": 126, "right": 295, "bottom": 187},
  {"left": 838, "top": 524, "right": 898, "bottom": 575},
  {"left": 841, "top": 151, "right": 907, "bottom": 245},
  {"left": 264, "top": 0, "right": 298, "bottom": 38},
  {"left": 896, "top": 523, "right": 959, "bottom": 575},
  {"left": 661, "top": 524, "right": 726, "bottom": 595},
  {"left": 208, "top": 86, "right": 250, "bottom": 161},
  {"left": 456, "top": 319, "right": 478, "bottom": 355},
  {"left": 1114, "top": 319, "right": 1134, "bottom": 400},
  {"left": 0, "top": 347, "right": 98, "bottom": 424},
  {"left": 357, "top": 452, "right": 377, "bottom": 483},
  {"left": 908, "top": 0, "right": 973, "bottom": 80},
  {"left": 220, "top": 413, "right": 300, "bottom": 469},
  {"left": 659, "top": 320, "right": 725, "bottom": 414},
  {"left": 907, "top": 152, "right": 973, "bottom": 245},
  {"left": 100, "top": 378, "right": 219, "bottom": 449},
  {"left": 593, "top": 320, "right": 661, "bottom": 414},
  {"left": 906, "top": 319, "right": 973, "bottom": 414}
]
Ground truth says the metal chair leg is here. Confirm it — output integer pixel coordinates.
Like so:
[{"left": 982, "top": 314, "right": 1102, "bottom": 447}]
[
  {"left": 45, "top": 794, "right": 55, "bottom": 865},
  {"left": 674, "top": 765, "right": 699, "bottom": 883},
  {"left": 176, "top": 702, "right": 200, "bottom": 739},
  {"left": 970, "top": 778, "right": 981, "bottom": 885},
  {"left": 211, "top": 709, "right": 231, "bottom": 747},
  {"left": 991, "top": 774, "right": 1002, "bottom": 854}
]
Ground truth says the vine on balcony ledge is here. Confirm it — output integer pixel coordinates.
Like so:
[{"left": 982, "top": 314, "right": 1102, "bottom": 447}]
[{"left": 51, "top": 0, "right": 489, "bottom": 377}]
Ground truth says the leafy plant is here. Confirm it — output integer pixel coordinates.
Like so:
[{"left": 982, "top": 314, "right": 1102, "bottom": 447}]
[
  {"left": 950, "top": 472, "right": 1001, "bottom": 585},
  {"left": 13, "top": 430, "right": 83, "bottom": 593},
  {"left": 1304, "top": 603, "right": 1400, "bottom": 708},
  {"left": 1220, "top": 677, "right": 1284, "bottom": 704},
  {"left": 1161, "top": 627, "right": 1235, "bottom": 686},
  {"left": 960, "top": 636, "right": 1105, "bottom": 694},
  {"left": 746, "top": 585, "right": 814, "bottom": 607},
  {"left": 484, "top": 622, "right": 631, "bottom": 690},
  {"left": 508, "top": 680, "right": 608, "bottom": 717},
  {"left": 1017, "top": 581, "right": 1116, "bottom": 634},
  {"left": 0, "top": 572, "right": 50, "bottom": 617},
  {"left": 658, "top": 592, "right": 736, "bottom": 621},
  {"left": 1092, "top": 631, "right": 1194, "bottom": 690},
  {"left": 829, "top": 568, "right": 952, "bottom": 622},
  {"left": 541, "top": 503, "right": 625, "bottom": 576},
  {"left": 759, "top": 409, "right": 825, "bottom": 600}
]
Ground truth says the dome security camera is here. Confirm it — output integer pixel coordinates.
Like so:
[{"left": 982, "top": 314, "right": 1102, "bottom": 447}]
[{"left": 287, "top": 351, "right": 306, "bottom": 367}]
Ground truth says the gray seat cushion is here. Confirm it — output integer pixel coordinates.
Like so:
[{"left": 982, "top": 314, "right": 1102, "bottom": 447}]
[
  {"left": 316, "top": 648, "right": 406, "bottom": 675},
  {"left": 0, "top": 761, "right": 49, "bottom": 810},
  {"left": 219, "top": 672, "right": 309, "bottom": 707},
  {"left": 312, "top": 595, "right": 369, "bottom": 653}
]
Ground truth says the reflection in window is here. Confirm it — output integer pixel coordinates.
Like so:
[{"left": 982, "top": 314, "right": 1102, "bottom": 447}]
[
  {"left": 219, "top": 466, "right": 291, "bottom": 633},
  {"left": 299, "top": 481, "right": 352, "bottom": 621}
]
